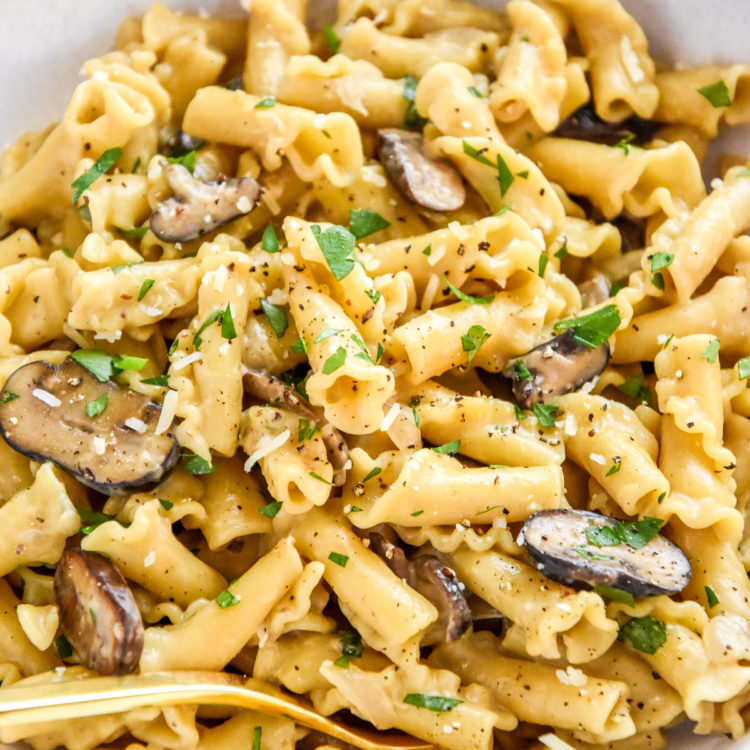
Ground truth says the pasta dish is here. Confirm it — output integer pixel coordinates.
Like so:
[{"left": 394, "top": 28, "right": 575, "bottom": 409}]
[{"left": 1, "top": 0, "right": 750, "bottom": 748}]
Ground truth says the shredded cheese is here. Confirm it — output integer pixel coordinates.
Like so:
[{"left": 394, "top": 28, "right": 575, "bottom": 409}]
[
  {"left": 244, "top": 429, "right": 291, "bottom": 472},
  {"left": 155, "top": 389, "right": 178, "bottom": 435}
]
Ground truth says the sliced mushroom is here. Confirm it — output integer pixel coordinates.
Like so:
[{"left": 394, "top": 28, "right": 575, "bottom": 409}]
[
  {"left": 165, "top": 130, "right": 205, "bottom": 156},
  {"left": 502, "top": 328, "right": 609, "bottom": 408},
  {"left": 376, "top": 128, "right": 465, "bottom": 212},
  {"left": 520, "top": 509, "right": 691, "bottom": 597},
  {"left": 150, "top": 164, "right": 261, "bottom": 242},
  {"left": 54, "top": 548, "right": 144, "bottom": 675},
  {"left": 369, "top": 531, "right": 471, "bottom": 644},
  {"left": 553, "top": 104, "right": 661, "bottom": 146},
  {"left": 0, "top": 358, "right": 179, "bottom": 495},
  {"left": 578, "top": 269, "right": 612, "bottom": 307},
  {"left": 242, "top": 369, "right": 350, "bottom": 485}
]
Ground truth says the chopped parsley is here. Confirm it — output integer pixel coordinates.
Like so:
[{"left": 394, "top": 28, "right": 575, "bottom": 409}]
[
  {"left": 71, "top": 349, "right": 147, "bottom": 382},
  {"left": 113, "top": 354, "right": 148, "bottom": 372},
  {"left": 531, "top": 402, "right": 558, "bottom": 427},
  {"left": 323, "top": 25, "right": 341, "bottom": 54},
  {"left": 328, "top": 551, "right": 349, "bottom": 567},
  {"left": 254, "top": 97, "right": 276, "bottom": 109},
  {"left": 77, "top": 204, "right": 92, "bottom": 224},
  {"left": 617, "top": 373, "right": 651, "bottom": 405},
  {"left": 461, "top": 324, "right": 491, "bottom": 364},
  {"left": 221, "top": 303, "right": 237, "bottom": 339},
  {"left": 184, "top": 453, "right": 214, "bottom": 475},
  {"left": 340, "top": 630, "right": 364, "bottom": 658},
  {"left": 158, "top": 499, "right": 174, "bottom": 511},
  {"left": 261, "top": 223, "right": 280, "bottom": 253},
  {"left": 311, "top": 224, "right": 357, "bottom": 281},
  {"left": 618, "top": 615, "right": 667, "bottom": 654},
  {"left": 0, "top": 391, "right": 19, "bottom": 403},
  {"left": 402, "top": 74, "right": 427, "bottom": 130},
  {"left": 593, "top": 584, "right": 635, "bottom": 607},
  {"left": 216, "top": 589, "right": 240, "bottom": 608},
  {"left": 698, "top": 80, "right": 732, "bottom": 108},
  {"left": 411, "top": 509, "right": 424, "bottom": 517},
  {"left": 55, "top": 634, "right": 73, "bottom": 659},
  {"left": 351, "top": 333, "right": 374, "bottom": 363},
  {"left": 315, "top": 328, "right": 344, "bottom": 343},
  {"left": 141, "top": 374, "right": 170, "bottom": 387},
  {"left": 362, "top": 466, "right": 382, "bottom": 483},
  {"left": 554, "top": 243, "right": 568, "bottom": 259},
  {"left": 260, "top": 298, "right": 288, "bottom": 339},
  {"left": 298, "top": 418, "right": 318, "bottom": 442},
  {"left": 422, "top": 244, "right": 432, "bottom": 256},
  {"left": 605, "top": 458, "right": 622, "bottom": 476},
  {"left": 167, "top": 149, "right": 199, "bottom": 173},
  {"left": 322, "top": 347, "right": 347, "bottom": 374},
  {"left": 432, "top": 439, "right": 460, "bottom": 455},
  {"left": 738, "top": 357, "right": 750, "bottom": 380},
  {"left": 403, "top": 694, "right": 463, "bottom": 712},
  {"left": 700, "top": 337, "right": 720, "bottom": 363},
  {"left": 252, "top": 726, "right": 262, "bottom": 750},
  {"left": 365, "top": 288, "right": 382, "bottom": 304},
  {"left": 349, "top": 208, "right": 390, "bottom": 240},
  {"left": 138, "top": 279, "right": 155, "bottom": 301},
  {"left": 86, "top": 394, "right": 108, "bottom": 418},
  {"left": 614, "top": 133, "right": 636, "bottom": 156},
  {"left": 309, "top": 471, "right": 334, "bottom": 485},
  {"left": 705, "top": 585, "right": 720, "bottom": 609},
  {"left": 461, "top": 140, "right": 514, "bottom": 195},
  {"left": 585, "top": 517, "right": 663, "bottom": 550},
  {"left": 538, "top": 254, "right": 548, "bottom": 277},
  {"left": 573, "top": 545, "right": 611, "bottom": 561},
  {"left": 467, "top": 86, "right": 483, "bottom": 98},
  {"left": 443, "top": 274, "right": 494, "bottom": 305},
  {"left": 71, "top": 147, "right": 122, "bottom": 203},
  {"left": 76, "top": 506, "right": 118, "bottom": 535},
  {"left": 553, "top": 304, "right": 621, "bottom": 348},
  {"left": 259, "top": 501, "right": 283, "bottom": 519},
  {"left": 117, "top": 226, "right": 150, "bottom": 239},
  {"left": 513, "top": 402, "right": 527, "bottom": 421},
  {"left": 61, "top": 247, "right": 75, "bottom": 259},
  {"left": 290, "top": 337, "right": 308, "bottom": 355},
  {"left": 515, "top": 361, "right": 533, "bottom": 382},
  {"left": 650, "top": 252, "right": 674, "bottom": 272},
  {"left": 193, "top": 310, "right": 223, "bottom": 350}
]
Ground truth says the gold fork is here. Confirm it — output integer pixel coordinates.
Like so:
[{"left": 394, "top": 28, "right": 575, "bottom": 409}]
[{"left": 0, "top": 671, "right": 432, "bottom": 750}]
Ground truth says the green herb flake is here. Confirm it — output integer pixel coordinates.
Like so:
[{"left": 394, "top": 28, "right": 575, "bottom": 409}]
[
  {"left": 618, "top": 615, "right": 667, "bottom": 654},
  {"left": 0, "top": 391, "right": 19, "bottom": 403},
  {"left": 71, "top": 147, "right": 123, "bottom": 203},
  {"left": 167, "top": 149, "right": 198, "bottom": 173},
  {"left": 700, "top": 337, "right": 720, "bottom": 363},
  {"left": 462, "top": 140, "right": 495, "bottom": 168},
  {"left": 141, "top": 374, "right": 170, "bottom": 387},
  {"left": 651, "top": 272, "right": 665, "bottom": 291},
  {"left": 322, "top": 346, "right": 347, "bottom": 374},
  {"left": 138, "top": 279, "right": 155, "bottom": 301},
  {"left": 614, "top": 133, "right": 636, "bottom": 156},
  {"left": 260, "top": 501, "right": 283, "bottom": 519},
  {"left": 216, "top": 589, "right": 239, "bottom": 608},
  {"left": 309, "top": 471, "right": 334, "bottom": 485},
  {"left": 261, "top": 223, "right": 280, "bottom": 253},
  {"left": 443, "top": 274, "right": 494, "bottom": 305},
  {"left": 513, "top": 402, "right": 527, "bottom": 421},
  {"left": 515, "top": 361, "right": 533, "bottom": 382},
  {"left": 184, "top": 453, "right": 214, "bottom": 475},
  {"left": 323, "top": 24, "right": 341, "bottom": 54},
  {"left": 553, "top": 304, "right": 622, "bottom": 348},
  {"left": 298, "top": 418, "right": 318, "bottom": 442},
  {"left": 516, "top": 170, "right": 529, "bottom": 179},
  {"left": 538, "top": 254, "right": 548, "bottom": 277},
  {"left": 340, "top": 630, "right": 364, "bottom": 658},
  {"left": 333, "top": 655, "right": 350, "bottom": 668},
  {"left": 61, "top": 247, "right": 75, "bottom": 259},
  {"left": 520, "top": 34, "right": 530, "bottom": 41},
  {"left": 531, "top": 402, "right": 558, "bottom": 427},
  {"left": 252, "top": 726, "right": 262, "bottom": 750},
  {"left": 117, "top": 226, "right": 150, "bottom": 239},
  {"left": 605, "top": 458, "right": 622, "bottom": 477},
  {"left": 76, "top": 506, "right": 118, "bottom": 535},
  {"left": 77, "top": 204, "right": 92, "bottom": 224},
  {"left": 349, "top": 208, "right": 390, "bottom": 240},
  {"left": 554, "top": 244, "right": 568, "bottom": 259},
  {"left": 617, "top": 373, "right": 651, "bottom": 405},
  {"left": 573, "top": 545, "right": 612, "bottom": 561},
  {"left": 86, "top": 394, "right": 108, "bottom": 418},
  {"left": 467, "top": 86, "right": 483, "bottom": 98},
  {"left": 650, "top": 252, "right": 674, "bottom": 272},
  {"left": 585, "top": 517, "right": 664, "bottom": 550},
  {"left": 132, "top": 156, "right": 142, "bottom": 174},
  {"left": 593, "top": 584, "right": 635, "bottom": 607},
  {"left": 410, "top": 400, "right": 421, "bottom": 429},
  {"left": 432, "top": 439, "right": 460, "bottom": 456},
  {"left": 698, "top": 79, "right": 732, "bottom": 108},
  {"left": 495, "top": 153, "right": 515, "bottom": 196},
  {"left": 738, "top": 358, "right": 750, "bottom": 380},
  {"left": 315, "top": 328, "right": 344, "bottom": 343},
  {"left": 55, "top": 634, "right": 73, "bottom": 659},
  {"left": 362, "top": 466, "right": 382, "bottom": 483},
  {"left": 609, "top": 280, "right": 626, "bottom": 297},
  {"left": 403, "top": 694, "right": 463, "bottom": 712},
  {"left": 657, "top": 491, "right": 667, "bottom": 504},
  {"left": 411, "top": 509, "right": 425, "bottom": 517},
  {"left": 158, "top": 499, "right": 174, "bottom": 511},
  {"left": 705, "top": 585, "right": 720, "bottom": 609},
  {"left": 193, "top": 309, "right": 223, "bottom": 350},
  {"left": 351, "top": 333, "right": 374, "bottom": 364},
  {"left": 258, "top": 299, "right": 287, "bottom": 339},
  {"left": 113, "top": 354, "right": 148, "bottom": 372},
  {"left": 402, "top": 74, "right": 427, "bottom": 130},
  {"left": 218, "top": 303, "right": 235, "bottom": 340},
  {"left": 461, "top": 324, "right": 491, "bottom": 364},
  {"left": 311, "top": 224, "right": 357, "bottom": 281},
  {"left": 254, "top": 97, "right": 277, "bottom": 109},
  {"left": 328, "top": 551, "right": 349, "bottom": 567},
  {"left": 365, "top": 288, "right": 382, "bottom": 304},
  {"left": 290, "top": 337, "right": 308, "bottom": 355},
  {"left": 662, "top": 334, "right": 674, "bottom": 350},
  {"left": 422, "top": 244, "right": 432, "bottom": 256},
  {"left": 71, "top": 349, "right": 115, "bottom": 382}
]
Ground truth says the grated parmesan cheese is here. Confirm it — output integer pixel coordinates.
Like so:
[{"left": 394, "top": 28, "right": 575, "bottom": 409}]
[
  {"left": 555, "top": 666, "right": 587, "bottom": 687},
  {"left": 538, "top": 733, "right": 578, "bottom": 750},
  {"left": 32, "top": 389, "right": 61, "bottom": 408},
  {"left": 155, "top": 389, "right": 178, "bottom": 435},
  {"left": 144, "top": 551, "right": 156, "bottom": 568},
  {"left": 381, "top": 402, "right": 401, "bottom": 431},
  {"left": 236, "top": 195, "right": 253, "bottom": 213},
  {"left": 172, "top": 351, "right": 202, "bottom": 371},
  {"left": 125, "top": 417, "right": 148, "bottom": 433},
  {"left": 94, "top": 330, "right": 122, "bottom": 342},
  {"left": 589, "top": 452, "right": 606, "bottom": 465},
  {"left": 93, "top": 436, "right": 106, "bottom": 455},
  {"left": 244, "top": 429, "right": 291, "bottom": 472},
  {"left": 421, "top": 273, "right": 441, "bottom": 311}
]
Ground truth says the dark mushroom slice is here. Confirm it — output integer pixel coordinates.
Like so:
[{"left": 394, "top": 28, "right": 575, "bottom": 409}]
[
  {"left": 376, "top": 128, "right": 465, "bottom": 212},
  {"left": 369, "top": 531, "right": 471, "bottom": 644},
  {"left": 165, "top": 130, "right": 206, "bottom": 156},
  {"left": 242, "top": 369, "right": 350, "bottom": 485},
  {"left": 0, "top": 358, "right": 179, "bottom": 495},
  {"left": 553, "top": 104, "right": 661, "bottom": 146},
  {"left": 54, "top": 548, "right": 144, "bottom": 675},
  {"left": 502, "top": 328, "right": 609, "bottom": 408},
  {"left": 520, "top": 509, "right": 691, "bottom": 597},
  {"left": 150, "top": 164, "right": 262, "bottom": 242}
]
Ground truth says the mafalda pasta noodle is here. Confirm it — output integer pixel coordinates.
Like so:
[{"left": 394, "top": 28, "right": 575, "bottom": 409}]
[{"left": 1, "top": 1, "right": 750, "bottom": 749}]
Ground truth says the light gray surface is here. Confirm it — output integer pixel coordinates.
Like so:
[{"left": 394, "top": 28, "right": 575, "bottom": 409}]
[{"left": 0, "top": 1, "right": 749, "bottom": 747}]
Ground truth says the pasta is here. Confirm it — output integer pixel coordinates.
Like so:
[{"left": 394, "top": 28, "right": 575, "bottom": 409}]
[{"left": 1, "top": 1, "right": 750, "bottom": 749}]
